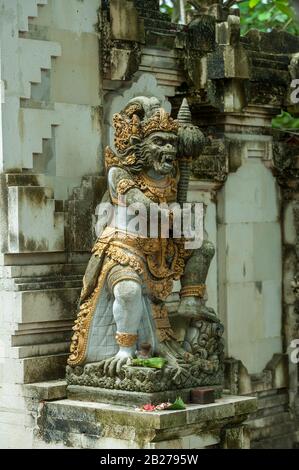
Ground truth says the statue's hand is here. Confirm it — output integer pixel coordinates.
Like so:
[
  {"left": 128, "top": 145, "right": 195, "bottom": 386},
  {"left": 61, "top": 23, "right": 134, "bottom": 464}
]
[
  {"left": 178, "top": 297, "right": 218, "bottom": 322},
  {"left": 99, "top": 350, "right": 132, "bottom": 377},
  {"left": 178, "top": 296, "right": 204, "bottom": 318}
]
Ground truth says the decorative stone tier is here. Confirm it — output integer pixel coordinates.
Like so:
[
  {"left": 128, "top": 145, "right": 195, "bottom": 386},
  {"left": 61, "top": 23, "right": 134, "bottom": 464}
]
[
  {"left": 67, "top": 384, "right": 223, "bottom": 407},
  {"left": 66, "top": 363, "right": 224, "bottom": 394},
  {"left": 37, "top": 395, "right": 257, "bottom": 449}
]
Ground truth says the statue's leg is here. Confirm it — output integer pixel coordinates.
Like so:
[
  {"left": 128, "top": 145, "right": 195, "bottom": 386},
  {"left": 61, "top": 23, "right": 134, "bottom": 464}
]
[
  {"left": 113, "top": 279, "right": 143, "bottom": 358},
  {"left": 101, "top": 278, "right": 143, "bottom": 376}
]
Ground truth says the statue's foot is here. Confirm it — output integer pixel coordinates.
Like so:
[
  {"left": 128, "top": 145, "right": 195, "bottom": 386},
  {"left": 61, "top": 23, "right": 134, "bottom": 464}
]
[
  {"left": 100, "top": 350, "right": 132, "bottom": 377},
  {"left": 178, "top": 297, "right": 218, "bottom": 322},
  {"left": 158, "top": 340, "right": 194, "bottom": 368}
]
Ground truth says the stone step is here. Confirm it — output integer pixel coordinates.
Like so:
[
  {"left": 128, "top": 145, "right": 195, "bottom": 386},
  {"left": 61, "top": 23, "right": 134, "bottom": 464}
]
[
  {"left": 37, "top": 395, "right": 257, "bottom": 449},
  {"left": 13, "top": 341, "right": 70, "bottom": 359},
  {"left": 250, "top": 420, "right": 295, "bottom": 442},
  {"left": 17, "top": 0, "right": 48, "bottom": 33},
  {"left": 14, "top": 274, "right": 83, "bottom": 283},
  {"left": 14, "top": 279, "right": 83, "bottom": 292},
  {"left": 2, "top": 264, "right": 87, "bottom": 279},
  {"left": 23, "top": 353, "right": 69, "bottom": 384},
  {"left": 251, "top": 57, "right": 289, "bottom": 71},
  {"left": 250, "top": 404, "right": 287, "bottom": 420},
  {"left": 136, "top": 8, "right": 170, "bottom": 23},
  {"left": 257, "top": 391, "right": 289, "bottom": 410},
  {"left": 250, "top": 66, "right": 289, "bottom": 84},
  {"left": 247, "top": 51, "right": 290, "bottom": 64},
  {"left": 24, "top": 379, "right": 67, "bottom": 401},
  {"left": 247, "top": 411, "right": 292, "bottom": 430},
  {"left": 252, "top": 433, "right": 296, "bottom": 449}
]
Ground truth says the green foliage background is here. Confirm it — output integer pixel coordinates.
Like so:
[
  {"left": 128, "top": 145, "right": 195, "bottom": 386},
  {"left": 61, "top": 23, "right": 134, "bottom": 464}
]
[
  {"left": 159, "top": 0, "right": 299, "bottom": 129},
  {"left": 160, "top": 0, "right": 299, "bottom": 35},
  {"left": 239, "top": 0, "right": 299, "bottom": 35}
]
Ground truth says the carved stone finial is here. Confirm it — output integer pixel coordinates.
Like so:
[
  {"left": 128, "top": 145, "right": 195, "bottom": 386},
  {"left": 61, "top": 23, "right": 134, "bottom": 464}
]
[
  {"left": 177, "top": 98, "right": 206, "bottom": 206},
  {"left": 177, "top": 98, "right": 205, "bottom": 158},
  {"left": 177, "top": 98, "right": 192, "bottom": 125}
]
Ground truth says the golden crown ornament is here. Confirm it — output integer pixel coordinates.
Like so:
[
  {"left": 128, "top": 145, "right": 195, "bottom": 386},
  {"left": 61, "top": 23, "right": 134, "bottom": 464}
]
[{"left": 113, "top": 106, "right": 179, "bottom": 153}]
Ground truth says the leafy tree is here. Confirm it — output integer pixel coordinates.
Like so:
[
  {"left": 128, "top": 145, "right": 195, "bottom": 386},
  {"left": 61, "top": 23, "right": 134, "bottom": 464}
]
[
  {"left": 160, "top": 1, "right": 299, "bottom": 129},
  {"left": 160, "top": 0, "right": 299, "bottom": 35},
  {"left": 239, "top": 0, "right": 299, "bottom": 35}
]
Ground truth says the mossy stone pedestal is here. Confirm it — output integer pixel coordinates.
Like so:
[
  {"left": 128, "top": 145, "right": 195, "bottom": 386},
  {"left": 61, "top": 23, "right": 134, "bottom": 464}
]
[{"left": 37, "top": 394, "right": 257, "bottom": 449}]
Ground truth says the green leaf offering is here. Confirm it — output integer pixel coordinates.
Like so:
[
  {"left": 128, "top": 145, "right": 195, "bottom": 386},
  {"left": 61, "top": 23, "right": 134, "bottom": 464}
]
[
  {"left": 131, "top": 357, "right": 167, "bottom": 369},
  {"left": 168, "top": 397, "right": 186, "bottom": 410}
]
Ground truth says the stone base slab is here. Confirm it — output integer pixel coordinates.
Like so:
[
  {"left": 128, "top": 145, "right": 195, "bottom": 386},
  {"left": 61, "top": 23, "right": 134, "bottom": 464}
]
[
  {"left": 67, "top": 384, "right": 223, "bottom": 407},
  {"left": 37, "top": 395, "right": 257, "bottom": 449}
]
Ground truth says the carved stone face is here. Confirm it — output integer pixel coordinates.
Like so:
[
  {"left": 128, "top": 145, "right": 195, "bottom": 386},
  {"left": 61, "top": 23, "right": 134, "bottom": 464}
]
[{"left": 142, "top": 131, "right": 178, "bottom": 176}]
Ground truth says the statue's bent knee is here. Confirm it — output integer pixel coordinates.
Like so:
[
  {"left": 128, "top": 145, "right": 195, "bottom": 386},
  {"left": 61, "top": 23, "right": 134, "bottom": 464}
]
[{"left": 113, "top": 280, "right": 142, "bottom": 304}]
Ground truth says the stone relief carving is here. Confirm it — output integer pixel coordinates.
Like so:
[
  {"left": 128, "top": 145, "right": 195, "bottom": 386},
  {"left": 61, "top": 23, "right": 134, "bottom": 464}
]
[{"left": 66, "top": 96, "right": 224, "bottom": 393}]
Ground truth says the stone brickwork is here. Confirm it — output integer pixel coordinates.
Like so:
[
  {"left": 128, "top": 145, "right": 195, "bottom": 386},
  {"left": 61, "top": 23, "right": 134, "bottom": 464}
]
[
  {"left": 35, "top": 391, "right": 256, "bottom": 449},
  {"left": 0, "top": 0, "right": 104, "bottom": 448},
  {"left": 98, "top": 0, "right": 299, "bottom": 448}
]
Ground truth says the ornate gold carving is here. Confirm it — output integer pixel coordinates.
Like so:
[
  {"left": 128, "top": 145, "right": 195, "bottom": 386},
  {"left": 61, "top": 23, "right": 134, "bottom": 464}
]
[
  {"left": 180, "top": 284, "right": 206, "bottom": 298},
  {"left": 113, "top": 111, "right": 142, "bottom": 153},
  {"left": 143, "top": 108, "right": 179, "bottom": 137},
  {"left": 105, "top": 146, "right": 121, "bottom": 168},
  {"left": 147, "top": 277, "right": 174, "bottom": 301},
  {"left": 104, "top": 233, "right": 178, "bottom": 301},
  {"left": 109, "top": 274, "right": 142, "bottom": 291},
  {"left": 113, "top": 107, "right": 179, "bottom": 153},
  {"left": 106, "top": 243, "right": 144, "bottom": 275},
  {"left": 105, "top": 146, "right": 137, "bottom": 170},
  {"left": 68, "top": 222, "right": 191, "bottom": 366},
  {"left": 124, "top": 103, "right": 143, "bottom": 118},
  {"left": 107, "top": 265, "right": 143, "bottom": 292},
  {"left": 124, "top": 154, "right": 137, "bottom": 165},
  {"left": 134, "top": 172, "right": 177, "bottom": 203},
  {"left": 117, "top": 178, "right": 137, "bottom": 195},
  {"left": 152, "top": 304, "right": 177, "bottom": 342},
  {"left": 91, "top": 230, "right": 116, "bottom": 257},
  {"left": 115, "top": 332, "right": 138, "bottom": 347}
]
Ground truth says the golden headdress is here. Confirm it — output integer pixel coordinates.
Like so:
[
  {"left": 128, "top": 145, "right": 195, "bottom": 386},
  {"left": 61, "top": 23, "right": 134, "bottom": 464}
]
[{"left": 112, "top": 101, "right": 179, "bottom": 153}]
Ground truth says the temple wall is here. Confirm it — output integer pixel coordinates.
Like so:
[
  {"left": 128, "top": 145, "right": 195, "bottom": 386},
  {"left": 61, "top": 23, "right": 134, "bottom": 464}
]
[
  {"left": 218, "top": 157, "right": 283, "bottom": 374},
  {"left": 0, "top": 0, "right": 103, "bottom": 448},
  {"left": 0, "top": 0, "right": 298, "bottom": 449}
]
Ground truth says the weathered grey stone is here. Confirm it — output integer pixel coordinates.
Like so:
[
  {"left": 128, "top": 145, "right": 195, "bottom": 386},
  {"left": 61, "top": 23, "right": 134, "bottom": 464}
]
[
  {"left": 37, "top": 395, "right": 256, "bottom": 449},
  {"left": 110, "top": 0, "right": 145, "bottom": 43},
  {"left": 67, "top": 384, "right": 223, "bottom": 407},
  {"left": 1, "top": 0, "right": 299, "bottom": 450},
  {"left": 23, "top": 380, "right": 67, "bottom": 401}
]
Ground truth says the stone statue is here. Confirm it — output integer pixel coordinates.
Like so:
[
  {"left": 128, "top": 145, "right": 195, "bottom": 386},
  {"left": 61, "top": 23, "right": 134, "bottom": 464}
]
[{"left": 66, "top": 96, "right": 224, "bottom": 394}]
